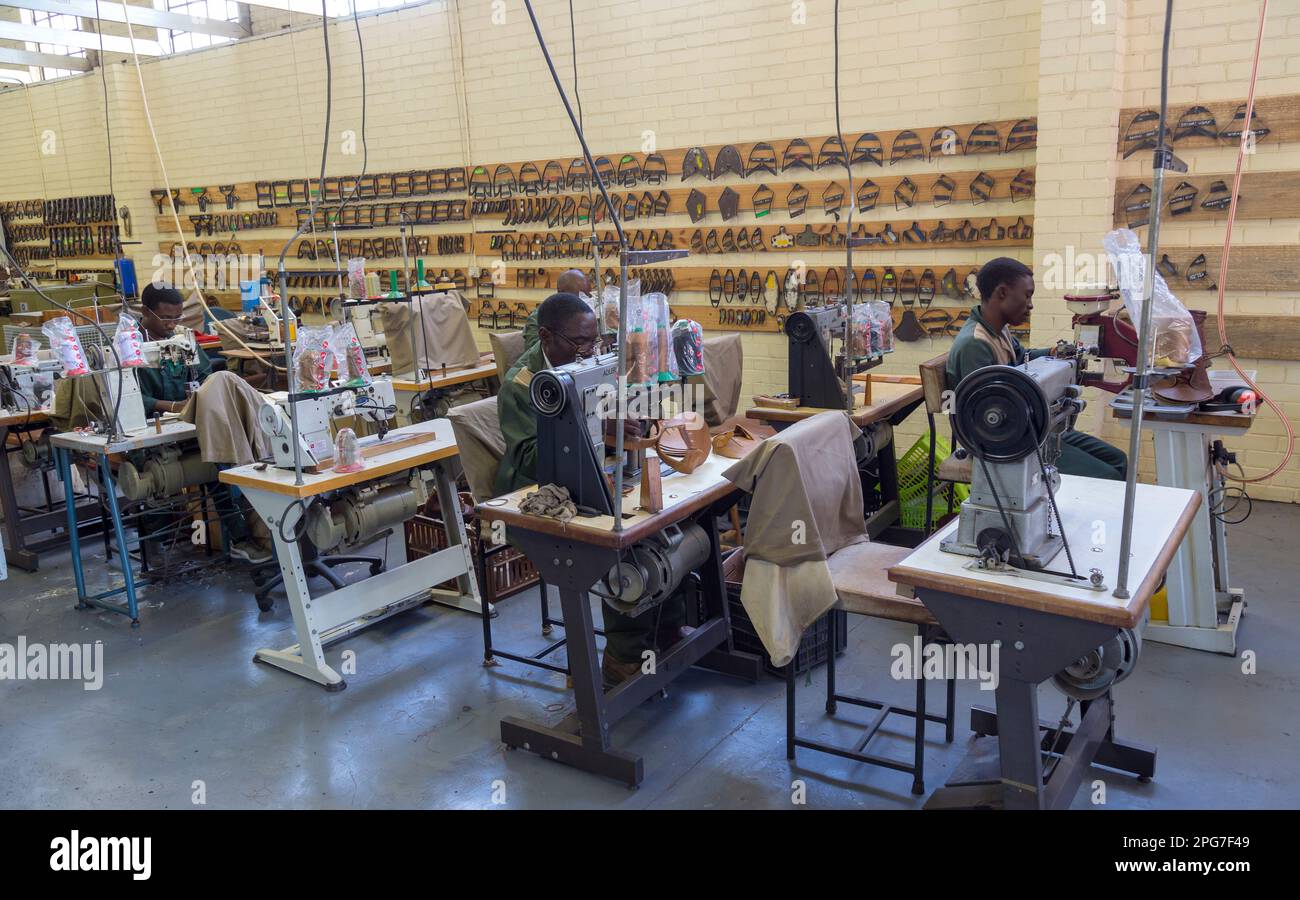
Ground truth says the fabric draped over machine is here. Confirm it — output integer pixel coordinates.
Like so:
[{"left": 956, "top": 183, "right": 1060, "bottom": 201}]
[
  {"left": 381, "top": 291, "right": 480, "bottom": 378},
  {"left": 723, "top": 412, "right": 868, "bottom": 667}
]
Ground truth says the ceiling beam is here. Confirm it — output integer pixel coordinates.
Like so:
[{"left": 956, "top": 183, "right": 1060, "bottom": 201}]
[
  {"left": 233, "top": 0, "right": 333, "bottom": 17},
  {"left": 0, "top": 19, "right": 163, "bottom": 54},
  {"left": 0, "top": 0, "right": 250, "bottom": 39},
  {"left": 0, "top": 46, "right": 92, "bottom": 71}
]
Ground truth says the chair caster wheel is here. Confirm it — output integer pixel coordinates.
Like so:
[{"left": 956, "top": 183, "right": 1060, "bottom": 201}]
[
  {"left": 257, "top": 597, "right": 274, "bottom": 612},
  {"left": 911, "top": 781, "right": 925, "bottom": 796}
]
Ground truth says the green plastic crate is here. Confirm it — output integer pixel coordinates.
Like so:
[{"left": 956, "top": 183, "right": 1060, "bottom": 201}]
[{"left": 894, "top": 432, "right": 969, "bottom": 530}]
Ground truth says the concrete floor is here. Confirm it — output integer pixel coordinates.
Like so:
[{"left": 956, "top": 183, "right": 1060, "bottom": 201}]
[{"left": 1, "top": 487, "right": 1297, "bottom": 809}]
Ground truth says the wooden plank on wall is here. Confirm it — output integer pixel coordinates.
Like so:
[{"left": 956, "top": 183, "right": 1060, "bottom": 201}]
[
  {"left": 1207, "top": 315, "right": 1300, "bottom": 361},
  {"left": 1114, "top": 171, "right": 1300, "bottom": 225},
  {"left": 1115, "top": 93, "right": 1300, "bottom": 154}
]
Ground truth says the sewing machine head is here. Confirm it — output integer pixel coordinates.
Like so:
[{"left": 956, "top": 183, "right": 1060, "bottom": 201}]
[
  {"left": 785, "top": 303, "right": 851, "bottom": 409},
  {"left": 259, "top": 376, "right": 397, "bottom": 469},
  {"left": 531, "top": 351, "right": 619, "bottom": 515},
  {"left": 0, "top": 352, "right": 62, "bottom": 414},
  {"left": 941, "top": 356, "right": 1086, "bottom": 572}
]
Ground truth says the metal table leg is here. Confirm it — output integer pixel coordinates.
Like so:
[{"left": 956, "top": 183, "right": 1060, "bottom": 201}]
[{"left": 920, "top": 588, "right": 1155, "bottom": 810}]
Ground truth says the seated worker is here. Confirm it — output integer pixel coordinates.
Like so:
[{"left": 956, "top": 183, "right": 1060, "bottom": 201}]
[
  {"left": 498, "top": 292, "right": 678, "bottom": 687},
  {"left": 947, "top": 258, "right": 1127, "bottom": 481},
  {"left": 521, "top": 269, "right": 591, "bottom": 349},
  {"left": 137, "top": 283, "right": 274, "bottom": 562}
]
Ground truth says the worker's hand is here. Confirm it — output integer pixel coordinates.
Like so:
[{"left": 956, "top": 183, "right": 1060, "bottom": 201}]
[{"left": 604, "top": 417, "right": 643, "bottom": 442}]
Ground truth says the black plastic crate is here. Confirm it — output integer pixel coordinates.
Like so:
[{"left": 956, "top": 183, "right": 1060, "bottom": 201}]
[{"left": 725, "top": 580, "right": 847, "bottom": 678}]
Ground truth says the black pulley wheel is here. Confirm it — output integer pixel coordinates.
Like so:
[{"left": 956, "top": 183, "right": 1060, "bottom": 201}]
[
  {"left": 784, "top": 310, "right": 817, "bottom": 344},
  {"left": 952, "top": 365, "right": 1050, "bottom": 462},
  {"left": 529, "top": 370, "right": 568, "bottom": 418}
]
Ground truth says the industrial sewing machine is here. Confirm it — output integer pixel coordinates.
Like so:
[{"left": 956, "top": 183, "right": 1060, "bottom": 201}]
[
  {"left": 940, "top": 355, "right": 1146, "bottom": 699},
  {"left": 1067, "top": 289, "right": 1215, "bottom": 410},
  {"left": 530, "top": 351, "right": 713, "bottom": 618},
  {"left": 258, "top": 377, "right": 398, "bottom": 469},
  {"left": 87, "top": 329, "right": 203, "bottom": 437},
  {"left": 0, "top": 353, "right": 61, "bottom": 414},
  {"left": 784, "top": 303, "right": 880, "bottom": 409},
  {"left": 941, "top": 356, "right": 1089, "bottom": 576}
]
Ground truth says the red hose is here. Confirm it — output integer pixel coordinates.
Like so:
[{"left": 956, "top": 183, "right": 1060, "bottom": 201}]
[{"left": 1214, "top": 0, "right": 1294, "bottom": 483}]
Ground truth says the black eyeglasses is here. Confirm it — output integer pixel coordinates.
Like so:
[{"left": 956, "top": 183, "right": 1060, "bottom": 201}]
[{"left": 552, "top": 330, "right": 597, "bottom": 356}]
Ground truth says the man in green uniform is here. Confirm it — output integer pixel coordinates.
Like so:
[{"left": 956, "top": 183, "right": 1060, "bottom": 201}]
[
  {"left": 497, "top": 292, "right": 683, "bottom": 686},
  {"left": 137, "top": 284, "right": 213, "bottom": 415},
  {"left": 136, "top": 284, "right": 270, "bottom": 562},
  {"left": 947, "top": 257, "right": 1127, "bottom": 480}
]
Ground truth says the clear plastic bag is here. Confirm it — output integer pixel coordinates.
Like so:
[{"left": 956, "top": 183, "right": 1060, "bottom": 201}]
[
  {"left": 1103, "top": 228, "right": 1202, "bottom": 367},
  {"left": 112, "top": 312, "right": 146, "bottom": 368},
  {"left": 293, "top": 325, "right": 334, "bottom": 392},
  {"left": 12, "top": 332, "right": 40, "bottom": 367},
  {"left": 333, "top": 321, "right": 372, "bottom": 385},
  {"left": 601, "top": 279, "right": 639, "bottom": 335},
  {"left": 347, "top": 258, "right": 367, "bottom": 300},
  {"left": 41, "top": 316, "right": 89, "bottom": 376},
  {"left": 848, "top": 304, "right": 873, "bottom": 358},
  {"left": 333, "top": 427, "right": 365, "bottom": 473},
  {"left": 671, "top": 319, "right": 704, "bottom": 377},
  {"left": 640, "top": 292, "right": 674, "bottom": 383},
  {"left": 870, "top": 300, "right": 894, "bottom": 354}
]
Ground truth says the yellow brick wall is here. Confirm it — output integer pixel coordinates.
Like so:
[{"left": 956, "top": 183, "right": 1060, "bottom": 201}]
[{"left": 0, "top": 0, "right": 1295, "bottom": 499}]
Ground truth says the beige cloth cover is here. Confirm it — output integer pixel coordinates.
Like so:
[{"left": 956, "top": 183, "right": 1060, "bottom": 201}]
[
  {"left": 447, "top": 396, "right": 506, "bottom": 501},
  {"left": 488, "top": 331, "right": 528, "bottom": 381},
  {"left": 381, "top": 291, "right": 479, "bottom": 378},
  {"left": 723, "top": 411, "right": 867, "bottom": 666},
  {"left": 700, "top": 333, "right": 743, "bottom": 426},
  {"left": 180, "top": 370, "right": 271, "bottom": 465}
]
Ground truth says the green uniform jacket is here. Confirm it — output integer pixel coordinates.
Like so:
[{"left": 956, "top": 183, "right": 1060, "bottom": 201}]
[
  {"left": 945, "top": 305, "right": 1048, "bottom": 391},
  {"left": 137, "top": 346, "right": 214, "bottom": 415},
  {"left": 494, "top": 341, "right": 548, "bottom": 496},
  {"left": 521, "top": 308, "right": 540, "bottom": 350}
]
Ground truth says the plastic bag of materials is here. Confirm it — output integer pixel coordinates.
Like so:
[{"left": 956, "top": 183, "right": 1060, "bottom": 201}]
[
  {"left": 112, "top": 312, "right": 146, "bottom": 367},
  {"left": 869, "top": 300, "right": 894, "bottom": 354},
  {"left": 347, "top": 257, "right": 367, "bottom": 300},
  {"left": 293, "top": 325, "right": 334, "bottom": 392},
  {"left": 1103, "top": 228, "right": 1202, "bottom": 367},
  {"left": 671, "top": 319, "right": 705, "bottom": 377},
  {"left": 41, "top": 316, "right": 89, "bottom": 376},
  {"left": 332, "top": 321, "right": 372, "bottom": 385},
  {"left": 11, "top": 332, "right": 40, "bottom": 367},
  {"left": 640, "top": 292, "right": 674, "bottom": 383}
]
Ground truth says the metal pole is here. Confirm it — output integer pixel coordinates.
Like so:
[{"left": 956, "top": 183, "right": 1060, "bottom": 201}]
[
  {"left": 612, "top": 252, "right": 628, "bottom": 532},
  {"left": 278, "top": 260, "right": 303, "bottom": 486},
  {"left": 399, "top": 216, "right": 419, "bottom": 382},
  {"left": 1114, "top": 0, "right": 1174, "bottom": 600}
]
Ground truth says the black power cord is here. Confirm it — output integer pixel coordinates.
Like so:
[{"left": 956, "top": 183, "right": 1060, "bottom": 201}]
[{"left": 276, "top": 0, "right": 334, "bottom": 277}]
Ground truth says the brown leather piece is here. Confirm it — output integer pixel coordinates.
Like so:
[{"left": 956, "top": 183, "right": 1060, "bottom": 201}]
[{"left": 655, "top": 412, "right": 712, "bottom": 474}]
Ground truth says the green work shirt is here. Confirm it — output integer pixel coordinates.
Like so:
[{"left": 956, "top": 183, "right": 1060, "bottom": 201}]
[
  {"left": 136, "top": 345, "right": 214, "bottom": 415},
  {"left": 494, "top": 341, "right": 548, "bottom": 496},
  {"left": 522, "top": 308, "right": 540, "bottom": 350},
  {"left": 945, "top": 305, "right": 1048, "bottom": 392}
]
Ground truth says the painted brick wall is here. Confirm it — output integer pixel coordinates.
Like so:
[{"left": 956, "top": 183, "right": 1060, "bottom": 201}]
[{"left": 0, "top": 0, "right": 1294, "bottom": 498}]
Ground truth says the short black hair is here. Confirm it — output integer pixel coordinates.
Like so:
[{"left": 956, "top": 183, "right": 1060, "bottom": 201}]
[
  {"left": 142, "top": 283, "right": 184, "bottom": 312},
  {"left": 537, "top": 292, "right": 593, "bottom": 332},
  {"left": 976, "top": 257, "right": 1033, "bottom": 301}
]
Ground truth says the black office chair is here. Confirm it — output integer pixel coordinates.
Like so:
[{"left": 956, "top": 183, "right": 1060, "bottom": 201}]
[{"left": 250, "top": 535, "right": 385, "bottom": 612}]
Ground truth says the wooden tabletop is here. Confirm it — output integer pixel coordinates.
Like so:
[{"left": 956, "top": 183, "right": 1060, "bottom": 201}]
[
  {"left": 747, "top": 379, "right": 925, "bottom": 428},
  {"left": 392, "top": 356, "right": 498, "bottom": 392},
  {"left": 0, "top": 408, "right": 50, "bottom": 428},
  {"left": 1110, "top": 405, "right": 1254, "bottom": 431},
  {"left": 477, "top": 451, "right": 739, "bottom": 550},
  {"left": 888, "top": 475, "right": 1201, "bottom": 628},
  {"left": 219, "top": 418, "right": 460, "bottom": 499},
  {"left": 49, "top": 419, "right": 197, "bottom": 454}
]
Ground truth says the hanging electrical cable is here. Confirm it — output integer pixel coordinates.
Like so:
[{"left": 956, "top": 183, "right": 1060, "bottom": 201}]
[
  {"left": 1211, "top": 0, "right": 1293, "bottom": 484},
  {"left": 568, "top": 0, "right": 604, "bottom": 292},
  {"left": 118, "top": 3, "right": 287, "bottom": 369},
  {"left": 335, "top": 2, "right": 368, "bottom": 217}
]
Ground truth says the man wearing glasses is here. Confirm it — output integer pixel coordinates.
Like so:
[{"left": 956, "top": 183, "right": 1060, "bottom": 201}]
[
  {"left": 495, "top": 291, "right": 672, "bottom": 686},
  {"left": 135, "top": 283, "right": 273, "bottom": 563},
  {"left": 137, "top": 284, "right": 213, "bottom": 415},
  {"left": 495, "top": 291, "right": 602, "bottom": 496}
]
